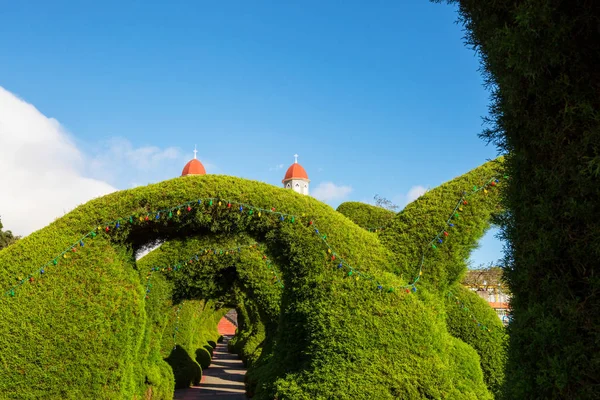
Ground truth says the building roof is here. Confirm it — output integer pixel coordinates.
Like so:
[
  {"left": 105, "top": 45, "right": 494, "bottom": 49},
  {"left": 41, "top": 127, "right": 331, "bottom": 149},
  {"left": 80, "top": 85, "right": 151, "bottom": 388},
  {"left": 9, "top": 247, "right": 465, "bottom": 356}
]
[
  {"left": 488, "top": 302, "right": 510, "bottom": 309},
  {"left": 282, "top": 163, "right": 309, "bottom": 182},
  {"left": 181, "top": 158, "right": 206, "bottom": 176},
  {"left": 282, "top": 154, "right": 309, "bottom": 182}
]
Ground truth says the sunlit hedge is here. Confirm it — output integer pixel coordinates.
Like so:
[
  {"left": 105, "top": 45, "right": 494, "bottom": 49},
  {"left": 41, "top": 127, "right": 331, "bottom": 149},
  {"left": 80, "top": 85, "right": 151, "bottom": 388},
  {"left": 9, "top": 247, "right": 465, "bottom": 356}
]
[
  {"left": 336, "top": 201, "right": 395, "bottom": 230},
  {"left": 0, "top": 161, "right": 506, "bottom": 398}
]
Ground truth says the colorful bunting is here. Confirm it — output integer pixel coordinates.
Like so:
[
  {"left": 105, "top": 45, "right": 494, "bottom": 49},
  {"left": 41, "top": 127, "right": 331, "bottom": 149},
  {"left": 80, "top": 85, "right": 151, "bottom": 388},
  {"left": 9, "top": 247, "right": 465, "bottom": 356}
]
[{"left": 3, "top": 174, "right": 505, "bottom": 310}]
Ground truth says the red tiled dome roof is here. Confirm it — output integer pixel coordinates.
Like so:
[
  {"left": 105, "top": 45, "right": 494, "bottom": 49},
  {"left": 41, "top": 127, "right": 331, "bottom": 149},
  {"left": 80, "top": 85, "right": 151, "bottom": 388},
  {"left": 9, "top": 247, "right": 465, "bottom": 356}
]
[
  {"left": 282, "top": 162, "right": 309, "bottom": 183},
  {"left": 181, "top": 159, "right": 206, "bottom": 176}
]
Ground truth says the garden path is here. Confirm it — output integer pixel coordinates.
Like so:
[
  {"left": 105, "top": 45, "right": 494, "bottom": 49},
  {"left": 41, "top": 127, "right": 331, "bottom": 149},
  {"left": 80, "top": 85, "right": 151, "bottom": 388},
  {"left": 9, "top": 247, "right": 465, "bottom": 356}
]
[{"left": 173, "top": 315, "right": 248, "bottom": 400}]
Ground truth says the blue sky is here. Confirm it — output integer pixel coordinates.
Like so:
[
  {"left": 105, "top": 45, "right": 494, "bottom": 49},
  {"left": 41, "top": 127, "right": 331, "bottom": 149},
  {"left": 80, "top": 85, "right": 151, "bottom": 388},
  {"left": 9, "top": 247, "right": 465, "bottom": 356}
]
[{"left": 0, "top": 0, "right": 504, "bottom": 267}]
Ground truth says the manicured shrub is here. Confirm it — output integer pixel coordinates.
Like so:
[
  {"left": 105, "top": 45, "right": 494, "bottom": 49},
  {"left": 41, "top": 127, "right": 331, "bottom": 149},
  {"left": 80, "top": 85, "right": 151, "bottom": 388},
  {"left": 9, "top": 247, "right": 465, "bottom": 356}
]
[
  {"left": 195, "top": 347, "right": 212, "bottom": 370},
  {"left": 0, "top": 166, "right": 504, "bottom": 399},
  {"left": 143, "top": 360, "right": 175, "bottom": 400},
  {"left": 379, "top": 159, "right": 504, "bottom": 292},
  {"left": 445, "top": 284, "right": 507, "bottom": 397},
  {"left": 164, "top": 346, "right": 201, "bottom": 388}
]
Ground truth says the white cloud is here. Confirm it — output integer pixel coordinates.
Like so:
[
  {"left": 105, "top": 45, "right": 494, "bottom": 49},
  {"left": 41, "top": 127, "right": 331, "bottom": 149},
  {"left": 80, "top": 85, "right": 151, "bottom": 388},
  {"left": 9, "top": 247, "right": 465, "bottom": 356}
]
[
  {"left": 87, "top": 137, "right": 215, "bottom": 187},
  {"left": 312, "top": 182, "right": 353, "bottom": 202},
  {"left": 0, "top": 87, "right": 222, "bottom": 235},
  {"left": 384, "top": 185, "right": 428, "bottom": 210},
  {"left": 269, "top": 164, "right": 285, "bottom": 171},
  {"left": 405, "top": 185, "right": 427, "bottom": 204},
  {"left": 0, "top": 86, "right": 117, "bottom": 236}
]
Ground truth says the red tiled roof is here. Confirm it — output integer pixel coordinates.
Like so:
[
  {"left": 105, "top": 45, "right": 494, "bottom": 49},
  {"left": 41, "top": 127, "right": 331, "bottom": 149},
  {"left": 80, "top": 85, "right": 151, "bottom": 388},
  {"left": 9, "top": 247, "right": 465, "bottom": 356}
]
[
  {"left": 282, "top": 163, "right": 308, "bottom": 182},
  {"left": 181, "top": 159, "right": 206, "bottom": 176},
  {"left": 489, "top": 302, "right": 509, "bottom": 309}
]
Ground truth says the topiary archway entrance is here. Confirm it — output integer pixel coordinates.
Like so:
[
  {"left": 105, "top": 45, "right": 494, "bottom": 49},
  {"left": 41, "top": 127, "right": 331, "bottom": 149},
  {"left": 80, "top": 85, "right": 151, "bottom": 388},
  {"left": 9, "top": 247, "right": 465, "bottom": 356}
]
[{"left": 0, "top": 159, "right": 506, "bottom": 399}]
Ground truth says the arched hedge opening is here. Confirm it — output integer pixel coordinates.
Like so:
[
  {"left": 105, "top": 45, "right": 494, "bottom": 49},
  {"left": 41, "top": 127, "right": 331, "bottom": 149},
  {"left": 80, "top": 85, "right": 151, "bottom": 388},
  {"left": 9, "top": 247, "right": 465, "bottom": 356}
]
[{"left": 0, "top": 160, "right": 506, "bottom": 399}]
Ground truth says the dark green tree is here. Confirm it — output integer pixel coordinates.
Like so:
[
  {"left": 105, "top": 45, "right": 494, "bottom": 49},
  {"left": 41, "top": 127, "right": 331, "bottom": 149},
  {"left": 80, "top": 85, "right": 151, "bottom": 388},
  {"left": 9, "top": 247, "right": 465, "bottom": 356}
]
[
  {"left": 0, "top": 217, "right": 19, "bottom": 250},
  {"left": 434, "top": 1, "right": 600, "bottom": 398}
]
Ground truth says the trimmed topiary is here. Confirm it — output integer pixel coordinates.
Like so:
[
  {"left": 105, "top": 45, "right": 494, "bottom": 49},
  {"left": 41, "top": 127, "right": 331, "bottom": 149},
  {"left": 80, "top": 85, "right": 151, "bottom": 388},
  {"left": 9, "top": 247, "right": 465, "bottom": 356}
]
[
  {"left": 164, "top": 346, "right": 202, "bottom": 389},
  {"left": 445, "top": 284, "right": 507, "bottom": 397},
  {"left": 195, "top": 347, "right": 212, "bottom": 370},
  {"left": 0, "top": 161, "right": 506, "bottom": 398}
]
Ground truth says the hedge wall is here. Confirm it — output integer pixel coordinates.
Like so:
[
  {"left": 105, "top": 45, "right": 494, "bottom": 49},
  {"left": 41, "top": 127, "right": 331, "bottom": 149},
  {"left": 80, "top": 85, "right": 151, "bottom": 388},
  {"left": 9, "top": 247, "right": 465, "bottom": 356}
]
[
  {"left": 435, "top": 1, "right": 600, "bottom": 397},
  {"left": 0, "top": 164, "right": 505, "bottom": 398}
]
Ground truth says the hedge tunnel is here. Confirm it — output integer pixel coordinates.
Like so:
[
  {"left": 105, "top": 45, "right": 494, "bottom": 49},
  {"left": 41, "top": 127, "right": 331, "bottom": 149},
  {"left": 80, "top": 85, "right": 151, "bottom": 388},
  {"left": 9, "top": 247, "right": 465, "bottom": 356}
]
[{"left": 0, "top": 158, "right": 506, "bottom": 399}]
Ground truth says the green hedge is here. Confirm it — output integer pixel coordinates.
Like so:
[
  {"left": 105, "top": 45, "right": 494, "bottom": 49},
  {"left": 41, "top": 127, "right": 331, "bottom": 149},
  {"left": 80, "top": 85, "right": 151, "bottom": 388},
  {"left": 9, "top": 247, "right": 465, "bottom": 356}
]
[
  {"left": 336, "top": 202, "right": 395, "bottom": 230},
  {"left": 229, "top": 295, "right": 267, "bottom": 368},
  {"left": 435, "top": 1, "right": 600, "bottom": 397},
  {"left": 445, "top": 284, "right": 507, "bottom": 397},
  {"left": 379, "top": 159, "right": 504, "bottom": 292},
  {"left": 0, "top": 165, "right": 505, "bottom": 398},
  {"left": 157, "top": 300, "right": 224, "bottom": 389},
  {"left": 138, "top": 233, "right": 278, "bottom": 384}
]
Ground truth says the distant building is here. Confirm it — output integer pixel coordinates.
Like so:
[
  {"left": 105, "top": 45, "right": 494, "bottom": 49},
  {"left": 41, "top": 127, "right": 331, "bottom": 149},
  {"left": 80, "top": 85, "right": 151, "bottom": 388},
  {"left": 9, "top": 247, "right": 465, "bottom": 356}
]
[
  {"left": 462, "top": 267, "right": 511, "bottom": 325},
  {"left": 180, "top": 148, "right": 310, "bottom": 196},
  {"left": 181, "top": 146, "right": 207, "bottom": 176},
  {"left": 282, "top": 154, "right": 310, "bottom": 195}
]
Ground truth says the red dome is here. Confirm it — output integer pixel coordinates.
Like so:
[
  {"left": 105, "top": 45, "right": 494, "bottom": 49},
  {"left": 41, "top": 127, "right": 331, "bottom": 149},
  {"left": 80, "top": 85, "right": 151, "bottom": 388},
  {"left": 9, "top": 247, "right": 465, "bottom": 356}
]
[
  {"left": 181, "top": 159, "right": 206, "bottom": 176},
  {"left": 282, "top": 162, "right": 309, "bottom": 183}
]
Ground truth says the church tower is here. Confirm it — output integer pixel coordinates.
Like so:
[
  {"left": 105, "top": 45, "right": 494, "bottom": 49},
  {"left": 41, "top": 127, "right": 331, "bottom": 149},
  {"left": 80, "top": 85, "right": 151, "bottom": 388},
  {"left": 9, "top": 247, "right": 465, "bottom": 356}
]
[
  {"left": 181, "top": 145, "right": 207, "bottom": 176},
  {"left": 282, "top": 154, "right": 309, "bottom": 195}
]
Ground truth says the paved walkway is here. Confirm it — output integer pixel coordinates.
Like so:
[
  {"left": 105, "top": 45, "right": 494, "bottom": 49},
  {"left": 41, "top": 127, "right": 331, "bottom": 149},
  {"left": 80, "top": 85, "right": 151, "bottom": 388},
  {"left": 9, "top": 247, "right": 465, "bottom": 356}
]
[{"left": 173, "top": 316, "right": 248, "bottom": 400}]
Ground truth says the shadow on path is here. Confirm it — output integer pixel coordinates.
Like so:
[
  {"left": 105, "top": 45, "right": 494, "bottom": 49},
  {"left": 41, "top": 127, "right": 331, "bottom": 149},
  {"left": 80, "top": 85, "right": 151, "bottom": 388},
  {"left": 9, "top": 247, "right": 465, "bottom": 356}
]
[{"left": 173, "top": 316, "right": 248, "bottom": 400}]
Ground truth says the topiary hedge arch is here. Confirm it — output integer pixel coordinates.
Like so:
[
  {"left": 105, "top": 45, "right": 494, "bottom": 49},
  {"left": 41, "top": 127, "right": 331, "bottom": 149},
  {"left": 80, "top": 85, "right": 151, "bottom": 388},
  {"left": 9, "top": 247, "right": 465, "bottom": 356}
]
[{"left": 0, "top": 159, "right": 506, "bottom": 399}]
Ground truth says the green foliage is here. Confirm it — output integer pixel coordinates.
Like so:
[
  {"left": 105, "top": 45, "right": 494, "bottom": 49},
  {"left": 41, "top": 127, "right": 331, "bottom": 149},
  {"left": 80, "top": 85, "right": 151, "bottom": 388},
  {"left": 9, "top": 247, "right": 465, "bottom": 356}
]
[
  {"left": 379, "top": 159, "right": 503, "bottom": 292},
  {"left": 445, "top": 284, "right": 507, "bottom": 397},
  {"left": 336, "top": 201, "right": 396, "bottom": 230},
  {"left": 0, "top": 238, "right": 146, "bottom": 399},
  {"left": 164, "top": 346, "right": 201, "bottom": 389},
  {"left": 229, "top": 296, "right": 266, "bottom": 368},
  {"left": 0, "top": 217, "right": 20, "bottom": 250},
  {"left": 195, "top": 347, "right": 212, "bottom": 370},
  {"left": 0, "top": 167, "right": 505, "bottom": 399},
  {"left": 143, "top": 359, "right": 174, "bottom": 400},
  {"left": 434, "top": 0, "right": 600, "bottom": 397}
]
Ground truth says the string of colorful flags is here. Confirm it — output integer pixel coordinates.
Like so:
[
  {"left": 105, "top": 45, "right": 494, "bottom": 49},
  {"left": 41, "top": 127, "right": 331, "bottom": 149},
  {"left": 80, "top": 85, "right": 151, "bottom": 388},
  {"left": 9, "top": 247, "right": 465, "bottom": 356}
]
[
  {"left": 403, "top": 175, "right": 506, "bottom": 291},
  {"left": 2, "top": 198, "right": 302, "bottom": 298},
  {"left": 144, "top": 243, "right": 284, "bottom": 302},
  {"left": 317, "top": 175, "right": 507, "bottom": 296},
  {"left": 3, "top": 172, "right": 507, "bottom": 329}
]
